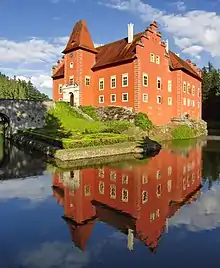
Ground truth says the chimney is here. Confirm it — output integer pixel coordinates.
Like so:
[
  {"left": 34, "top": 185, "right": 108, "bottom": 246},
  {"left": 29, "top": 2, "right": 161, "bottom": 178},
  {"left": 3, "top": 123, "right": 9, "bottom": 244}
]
[
  {"left": 165, "top": 39, "right": 169, "bottom": 53},
  {"left": 128, "top": 23, "right": 134, "bottom": 43}
]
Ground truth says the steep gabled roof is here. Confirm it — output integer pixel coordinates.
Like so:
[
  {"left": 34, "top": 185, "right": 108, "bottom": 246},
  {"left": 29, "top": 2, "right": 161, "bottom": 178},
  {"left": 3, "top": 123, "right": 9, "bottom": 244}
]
[
  {"left": 62, "top": 20, "right": 97, "bottom": 54},
  {"left": 52, "top": 65, "right": 64, "bottom": 79},
  {"left": 169, "top": 51, "right": 201, "bottom": 80},
  {"left": 93, "top": 32, "right": 143, "bottom": 69}
]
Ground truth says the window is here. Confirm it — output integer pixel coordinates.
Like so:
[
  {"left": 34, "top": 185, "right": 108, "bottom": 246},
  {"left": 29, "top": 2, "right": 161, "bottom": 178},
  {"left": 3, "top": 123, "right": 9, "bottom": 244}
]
[
  {"left": 192, "top": 100, "right": 195, "bottom": 107},
  {"left": 69, "top": 76, "right": 74, "bottom": 85},
  {"left": 167, "top": 180, "right": 172, "bottom": 192},
  {"left": 99, "top": 181, "right": 104, "bottom": 194},
  {"left": 110, "top": 94, "right": 116, "bottom": 103},
  {"left": 156, "top": 55, "right": 160, "bottom": 64},
  {"left": 192, "top": 85, "right": 195, "bottom": 95},
  {"left": 183, "top": 82, "right": 187, "bottom": 93},
  {"left": 150, "top": 212, "right": 155, "bottom": 222},
  {"left": 157, "top": 77, "right": 162, "bottom": 89},
  {"left": 84, "top": 185, "right": 91, "bottom": 196},
  {"left": 99, "top": 78, "right": 104, "bottom": 90},
  {"left": 122, "top": 189, "right": 128, "bottom": 202},
  {"left": 156, "top": 170, "right": 161, "bottom": 179},
  {"left": 110, "top": 185, "right": 116, "bottom": 199},
  {"left": 142, "top": 174, "right": 148, "bottom": 184},
  {"left": 168, "top": 80, "right": 172, "bottom": 92},
  {"left": 99, "top": 95, "right": 104, "bottom": 103},
  {"left": 122, "top": 93, "right": 128, "bottom": 102},
  {"left": 143, "top": 93, "right": 148, "bottom": 103},
  {"left": 183, "top": 97, "right": 186, "bottom": 106},
  {"left": 150, "top": 53, "right": 155, "bottom": 63},
  {"left": 187, "top": 83, "right": 191, "bottom": 94},
  {"left": 58, "top": 84, "right": 62, "bottom": 94},
  {"left": 122, "top": 174, "right": 129, "bottom": 184},
  {"left": 59, "top": 98, "right": 62, "bottom": 101},
  {"left": 187, "top": 98, "right": 191, "bottom": 106},
  {"left": 122, "top": 73, "right": 128, "bottom": 87},
  {"left": 168, "top": 97, "right": 172, "bottom": 106},
  {"left": 156, "top": 209, "right": 160, "bottom": 218},
  {"left": 110, "top": 170, "right": 116, "bottom": 181},
  {"left": 143, "top": 73, "right": 148, "bottom": 86},
  {"left": 110, "top": 75, "right": 116, "bottom": 89},
  {"left": 168, "top": 166, "right": 172, "bottom": 176},
  {"left": 142, "top": 191, "right": 148, "bottom": 204},
  {"left": 70, "top": 62, "right": 74, "bottom": 68},
  {"left": 98, "top": 168, "right": 104, "bottom": 178},
  {"left": 156, "top": 184, "right": 162, "bottom": 197},
  {"left": 85, "top": 76, "right": 90, "bottom": 86},
  {"left": 157, "top": 95, "right": 162, "bottom": 104}
]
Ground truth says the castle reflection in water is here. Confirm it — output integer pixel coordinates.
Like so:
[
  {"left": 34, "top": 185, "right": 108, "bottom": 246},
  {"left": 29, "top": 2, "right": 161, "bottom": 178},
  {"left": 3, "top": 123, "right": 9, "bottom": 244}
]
[{"left": 52, "top": 146, "right": 202, "bottom": 252}]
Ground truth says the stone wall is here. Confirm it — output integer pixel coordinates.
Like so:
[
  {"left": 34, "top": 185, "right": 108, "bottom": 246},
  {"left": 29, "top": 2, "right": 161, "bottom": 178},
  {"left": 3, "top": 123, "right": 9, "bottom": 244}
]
[
  {"left": 0, "top": 100, "right": 54, "bottom": 133},
  {"left": 95, "top": 106, "right": 136, "bottom": 122}
]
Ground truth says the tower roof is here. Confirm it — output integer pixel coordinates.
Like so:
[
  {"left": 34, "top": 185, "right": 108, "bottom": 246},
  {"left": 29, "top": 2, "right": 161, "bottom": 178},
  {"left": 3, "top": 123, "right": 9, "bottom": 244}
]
[{"left": 62, "top": 20, "right": 97, "bottom": 54}]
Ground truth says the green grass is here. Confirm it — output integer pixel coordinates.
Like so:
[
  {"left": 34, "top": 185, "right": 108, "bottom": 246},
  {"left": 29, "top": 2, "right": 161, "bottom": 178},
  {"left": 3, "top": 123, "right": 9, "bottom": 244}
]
[{"left": 171, "top": 125, "right": 195, "bottom": 139}]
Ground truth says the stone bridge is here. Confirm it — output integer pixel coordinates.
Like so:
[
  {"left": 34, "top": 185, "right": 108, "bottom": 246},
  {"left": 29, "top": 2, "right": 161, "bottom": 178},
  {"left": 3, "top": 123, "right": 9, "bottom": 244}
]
[{"left": 0, "top": 99, "right": 54, "bottom": 134}]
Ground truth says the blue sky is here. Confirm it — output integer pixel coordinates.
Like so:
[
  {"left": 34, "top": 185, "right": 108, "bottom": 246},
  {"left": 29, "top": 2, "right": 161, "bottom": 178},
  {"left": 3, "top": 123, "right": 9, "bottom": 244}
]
[{"left": 0, "top": 0, "right": 220, "bottom": 98}]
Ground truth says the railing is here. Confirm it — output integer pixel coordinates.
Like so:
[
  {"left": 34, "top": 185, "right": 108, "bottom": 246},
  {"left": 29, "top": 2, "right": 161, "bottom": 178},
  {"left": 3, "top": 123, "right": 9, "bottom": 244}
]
[{"left": 71, "top": 106, "right": 94, "bottom": 121}]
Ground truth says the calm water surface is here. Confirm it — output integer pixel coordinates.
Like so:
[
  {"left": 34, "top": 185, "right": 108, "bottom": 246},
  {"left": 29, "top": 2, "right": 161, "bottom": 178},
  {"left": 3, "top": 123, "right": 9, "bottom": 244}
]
[{"left": 1, "top": 138, "right": 220, "bottom": 267}]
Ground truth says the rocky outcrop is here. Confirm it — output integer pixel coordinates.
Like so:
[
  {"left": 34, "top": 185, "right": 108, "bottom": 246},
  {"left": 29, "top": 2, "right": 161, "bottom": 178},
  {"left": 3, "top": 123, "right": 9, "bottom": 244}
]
[{"left": 95, "top": 106, "right": 136, "bottom": 122}]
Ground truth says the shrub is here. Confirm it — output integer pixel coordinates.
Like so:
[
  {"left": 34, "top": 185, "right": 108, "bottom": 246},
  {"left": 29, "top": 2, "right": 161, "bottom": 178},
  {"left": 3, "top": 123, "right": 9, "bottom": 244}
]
[
  {"left": 171, "top": 125, "right": 195, "bottom": 139},
  {"left": 103, "top": 121, "right": 132, "bottom": 134},
  {"left": 134, "top": 112, "right": 153, "bottom": 131},
  {"left": 79, "top": 105, "right": 99, "bottom": 121},
  {"left": 62, "top": 134, "right": 135, "bottom": 148}
]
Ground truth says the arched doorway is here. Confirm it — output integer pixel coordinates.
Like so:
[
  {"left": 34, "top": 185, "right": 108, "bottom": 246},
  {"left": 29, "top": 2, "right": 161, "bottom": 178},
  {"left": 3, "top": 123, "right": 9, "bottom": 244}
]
[{"left": 70, "top": 93, "right": 74, "bottom": 107}]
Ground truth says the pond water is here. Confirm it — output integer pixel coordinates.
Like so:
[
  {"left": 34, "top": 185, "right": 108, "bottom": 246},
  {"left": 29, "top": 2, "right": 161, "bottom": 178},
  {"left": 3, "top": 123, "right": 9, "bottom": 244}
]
[{"left": 1, "top": 137, "right": 220, "bottom": 267}]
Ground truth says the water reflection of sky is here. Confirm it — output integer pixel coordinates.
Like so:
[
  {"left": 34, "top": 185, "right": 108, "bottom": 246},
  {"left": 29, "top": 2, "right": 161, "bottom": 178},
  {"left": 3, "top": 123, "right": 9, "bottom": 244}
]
[{"left": 1, "top": 151, "right": 220, "bottom": 267}]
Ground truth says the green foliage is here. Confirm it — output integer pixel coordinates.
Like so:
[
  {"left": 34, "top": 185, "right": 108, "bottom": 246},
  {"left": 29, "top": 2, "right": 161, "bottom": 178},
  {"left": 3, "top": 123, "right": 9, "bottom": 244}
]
[
  {"left": 79, "top": 105, "right": 99, "bottom": 121},
  {"left": 0, "top": 72, "right": 50, "bottom": 100},
  {"left": 134, "top": 112, "right": 153, "bottom": 130},
  {"left": 47, "top": 102, "right": 107, "bottom": 134},
  {"left": 171, "top": 125, "right": 195, "bottom": 139},
  {"left": 62, "top": 134, "right": 134, "bottom": 148},
  {"left": 103, "top": 121, "right": 132, "bottom": 134}
]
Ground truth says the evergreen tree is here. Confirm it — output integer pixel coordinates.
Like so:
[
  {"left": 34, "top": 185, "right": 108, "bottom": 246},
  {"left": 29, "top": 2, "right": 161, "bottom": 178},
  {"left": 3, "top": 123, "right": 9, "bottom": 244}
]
[{"left": 0, "top": 72, "right": 50, "bottom": 101}]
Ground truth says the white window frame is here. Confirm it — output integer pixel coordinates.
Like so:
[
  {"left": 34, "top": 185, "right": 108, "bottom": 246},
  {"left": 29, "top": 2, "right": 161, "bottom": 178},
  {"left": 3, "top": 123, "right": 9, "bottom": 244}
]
[
  {"left": 143, "top": 73, "right": 148, "bottom": 87},
  {"left": 168, "top": 97, "right": 172, "bottom": 106},
  {"left": 157, "top": 77, "right": 162, "bottom": 90},
  {"left": 58, "top": 84, "right": 62, "bottom": 94},
  {"left": 192, "top": 85, "right": 195, "bottom": 95},
  {"left": 187, "top": 83, "right": 190, "bottom": 94},
  {"left": 122, "top": 73, "right": 128, "bottom": 87},
  {"left": 69, "top": 76, "right": 74, "bottom": 85},
  {"left": 85, "top": 76, "right": 90, "bottom": 86},
  {"left": 99, "top": 95, "right": 104, "bottom": 103},
  {"left": 110, "top": 75, "right": 116, "bottom": 89},
  {"left": 183, "top": 81, "right": 186, "bottom": 93},
  {"left": 122, "top": 93, "right": 128, "bottom": 102},
  {"left": 59, "top": 98, "right": 62, "bottom": 101},
  {"left": 168, "top": 80, "right": 172, "bottom": 92},
  {"left": 150, "top": 53, "right": 155, "bottom": 63},
  {"left": 143, "top": 93, "right": 148, "bottom": 103},
  {"left": 99, "top": 78, "right": 104, "bottom": 90},
  {"left": 187, "top": 98, "right": 191, "bottom": 107},
  {"left": 110, "top": 93, "right": 116, "bottom": 103},
  {"left": 157, "top": 95, "right": 162, "bottom": 104},
  {"left": 70, "top": 62, "right": 74, "bottom": 68},
  {"left": 156, "top": 55, "right": 160, "bottom": 64},
  {"left": 183, "top": 97, "right": 186, "bottom": 106}
]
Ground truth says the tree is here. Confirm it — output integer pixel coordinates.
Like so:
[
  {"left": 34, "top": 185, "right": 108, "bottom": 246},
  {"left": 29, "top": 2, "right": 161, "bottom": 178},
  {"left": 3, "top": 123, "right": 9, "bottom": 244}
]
[{"left": 0, "top": 72, "right": 50, "bottom": 101}]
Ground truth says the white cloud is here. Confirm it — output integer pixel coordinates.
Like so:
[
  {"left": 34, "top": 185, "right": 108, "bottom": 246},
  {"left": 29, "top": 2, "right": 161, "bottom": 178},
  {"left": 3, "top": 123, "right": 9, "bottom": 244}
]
[
  {"left": 100, "top": 0, "right": 220, "bottom": 59},
  {"left": 20, "top": 242, "right": 90, "bottom": 268},
  {"left": 170, "top": 184, "right": 220, "bottom": 231},
  {"left": 182, "top": 45, "right": 204, "bottom": 59},
  {"left": 170, "top": 1, "right": 186, "bottom": 12},
  {"left": 0, "top": 174, "right": 52, "bottom": 202}
]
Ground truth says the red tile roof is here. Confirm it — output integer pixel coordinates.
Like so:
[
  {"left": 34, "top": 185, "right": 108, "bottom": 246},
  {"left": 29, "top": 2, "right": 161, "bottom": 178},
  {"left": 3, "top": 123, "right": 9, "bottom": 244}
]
[
  {"left": 169, "top": 51, "right": 201, "bottom": 80},
  {"left": 62, "top": 20, "right": 97, "bottom": 54},
  {"left": 93, "top": 32, "right": 143, "bottom": 69},
  {"left": 52, "top": 64, "right": 64, "bottom": 79}
]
